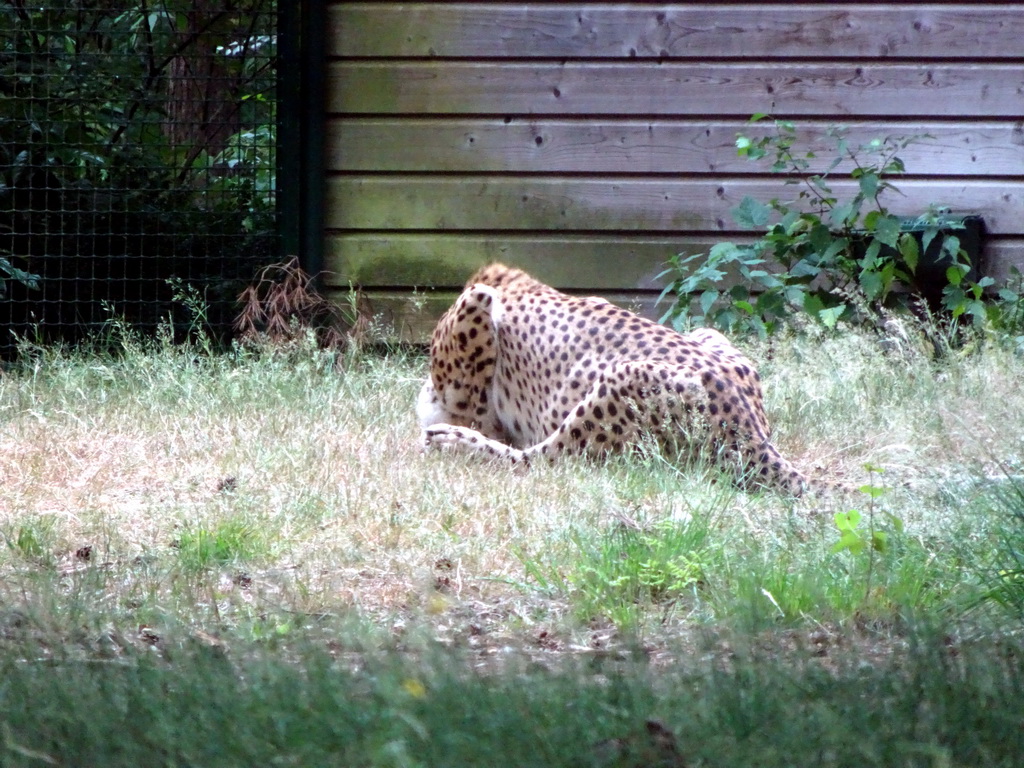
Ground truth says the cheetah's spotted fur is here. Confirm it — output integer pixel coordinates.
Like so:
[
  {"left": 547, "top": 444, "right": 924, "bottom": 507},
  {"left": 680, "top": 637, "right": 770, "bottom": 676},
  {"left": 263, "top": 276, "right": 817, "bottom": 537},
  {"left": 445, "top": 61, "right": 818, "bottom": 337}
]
[{"left": 418, "top": 264, "right": 810, "bottom": 495}]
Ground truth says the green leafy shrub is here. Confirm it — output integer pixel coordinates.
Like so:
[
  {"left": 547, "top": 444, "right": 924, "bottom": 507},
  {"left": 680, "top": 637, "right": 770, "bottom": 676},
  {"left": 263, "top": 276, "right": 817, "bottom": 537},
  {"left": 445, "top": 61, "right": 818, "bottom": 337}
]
[
  {"left": 2, "top": 517, "right": 56, "bottom": 565},
  {"left": 830, "top": 466, "right": 907, "bottom": 606},
  {"left": 175, "top": 517, "right": 269, "bottom": 571},
  {"left": 986, "top": 267, "right": 1024, "bottom": 352},
  {"left": 659, "top": 117, "right": 988, "bottom": 337},
  {"left": 568, "top": 517, "right": 712, "bottom": 630}
]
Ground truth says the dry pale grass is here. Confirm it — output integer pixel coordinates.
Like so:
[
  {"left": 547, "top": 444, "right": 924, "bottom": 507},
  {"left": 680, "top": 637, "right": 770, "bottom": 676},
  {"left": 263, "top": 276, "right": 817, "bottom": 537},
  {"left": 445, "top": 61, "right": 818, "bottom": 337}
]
[
  {"left": 0, "top": 346, "right": 644, "bottom": 646},
  {"left": 0, "top": 327, "right": 1021, "bottom": 651},
  {"left": 760, "top": 327, "right": 1024, "bottom": 500}
]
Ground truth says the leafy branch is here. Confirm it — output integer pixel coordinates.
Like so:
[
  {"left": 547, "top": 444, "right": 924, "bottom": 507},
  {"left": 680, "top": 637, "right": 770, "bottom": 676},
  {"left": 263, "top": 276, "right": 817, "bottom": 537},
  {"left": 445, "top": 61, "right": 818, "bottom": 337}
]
[{"left": 659, "top": 117, "right": 987, "bottom": 337}]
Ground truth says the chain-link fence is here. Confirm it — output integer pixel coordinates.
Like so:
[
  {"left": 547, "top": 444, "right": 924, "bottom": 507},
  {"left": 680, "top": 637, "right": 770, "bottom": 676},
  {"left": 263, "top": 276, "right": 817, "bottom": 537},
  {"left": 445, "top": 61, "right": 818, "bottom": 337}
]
[{"left": 1, "top": 0, "right": 279, "bottom": 357}]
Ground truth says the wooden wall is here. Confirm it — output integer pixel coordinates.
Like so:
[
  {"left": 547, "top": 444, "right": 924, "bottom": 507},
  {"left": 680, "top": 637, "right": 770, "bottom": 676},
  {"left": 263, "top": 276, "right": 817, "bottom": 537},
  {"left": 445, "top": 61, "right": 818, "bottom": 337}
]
[{"left": 325, "top": 2, "right": 1024, "bottom": 338}]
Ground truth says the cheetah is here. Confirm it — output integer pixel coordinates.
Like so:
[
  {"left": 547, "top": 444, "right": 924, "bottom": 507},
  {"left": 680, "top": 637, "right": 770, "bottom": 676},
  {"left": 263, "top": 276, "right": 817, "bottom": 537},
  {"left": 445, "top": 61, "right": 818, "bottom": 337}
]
[{"left": 417, "top": 264, "right": 812, "bottom": 495}]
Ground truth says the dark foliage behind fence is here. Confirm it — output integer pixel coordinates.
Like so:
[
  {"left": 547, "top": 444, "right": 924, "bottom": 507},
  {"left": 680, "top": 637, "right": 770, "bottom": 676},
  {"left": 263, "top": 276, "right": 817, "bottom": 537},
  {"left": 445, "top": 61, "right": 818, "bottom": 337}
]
[{"left": 1, "top": 1, "right": 278, "bottom": 356}]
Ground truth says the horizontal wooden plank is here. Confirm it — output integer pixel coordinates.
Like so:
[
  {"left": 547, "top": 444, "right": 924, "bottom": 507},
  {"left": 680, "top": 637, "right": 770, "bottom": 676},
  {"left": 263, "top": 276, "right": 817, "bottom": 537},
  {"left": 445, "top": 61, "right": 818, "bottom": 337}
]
[
  {"left": 326, "top": 177, "right": 1024, "bottom": 236},
  {"left": 328, "top": 119, "right": 1024, "bottom": 177},
  {"left": 985, "top": 240, "right": 1024, "bottom": 283},
  {"left": 337, "top": 289, "right": 668, "bottom": 344},
  {"left": 335, "top": 246, "right": 1024, "bottom": 342},
  {"left": 328, "top": 62, "right": 1024, "bottom": 118},
  {"left": 331, "top": 4, "right": 1024, "bottom": 60},
  {"left": 350, "top": 290, "right": 454, "bottom": 343},
  {"left": 322, "top": 234, "right": 737, "bottom": 290},
  {"left": 324, "top": 234, "right": 1024, "bottom": 291}
]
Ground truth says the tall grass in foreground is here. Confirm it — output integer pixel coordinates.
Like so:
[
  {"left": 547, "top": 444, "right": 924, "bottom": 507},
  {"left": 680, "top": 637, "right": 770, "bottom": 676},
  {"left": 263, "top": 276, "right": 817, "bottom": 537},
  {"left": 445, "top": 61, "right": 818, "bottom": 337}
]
[
  {"left": 974, "top": 478, "right": 1024, "bottom": 622},
  {"left": 0, "top": 629, "right": 1022, "bottom": 767}
]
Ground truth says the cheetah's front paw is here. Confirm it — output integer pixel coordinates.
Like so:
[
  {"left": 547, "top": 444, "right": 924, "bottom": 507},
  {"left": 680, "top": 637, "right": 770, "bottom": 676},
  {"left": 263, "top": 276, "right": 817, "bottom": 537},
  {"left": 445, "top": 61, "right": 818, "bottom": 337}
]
[
  {"left": 422, "top": 424, "right": 485, "bottom": 453},
  {"left": 422, "top": 424, "right": 523, "bottom": 462}
]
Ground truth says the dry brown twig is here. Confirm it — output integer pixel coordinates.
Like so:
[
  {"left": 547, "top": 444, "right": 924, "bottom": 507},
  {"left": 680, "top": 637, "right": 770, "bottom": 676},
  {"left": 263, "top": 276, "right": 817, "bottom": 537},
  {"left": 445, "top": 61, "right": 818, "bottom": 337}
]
[{"left": 233, "top": 256, "right": 367, "bottom": 349}]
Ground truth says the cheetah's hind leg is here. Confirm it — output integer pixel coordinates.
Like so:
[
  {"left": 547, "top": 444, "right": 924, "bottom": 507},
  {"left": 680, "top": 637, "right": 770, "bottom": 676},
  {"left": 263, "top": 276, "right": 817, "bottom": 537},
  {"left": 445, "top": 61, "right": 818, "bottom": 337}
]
[{"left": 497, "top": 362, "right": 712, "bottom": 463}]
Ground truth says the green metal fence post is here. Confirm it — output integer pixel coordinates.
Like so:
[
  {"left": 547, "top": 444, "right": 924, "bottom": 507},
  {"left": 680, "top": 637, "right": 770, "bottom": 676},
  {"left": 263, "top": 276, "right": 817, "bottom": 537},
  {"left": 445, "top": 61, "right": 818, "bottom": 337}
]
[
  {"left": 277, "top": 0, "right": 326, "bottom": 284},
  {"left": 277, "top": 2, "right": 301, "bottom": 261},
  {"left": 300, "top": 0, "right": 327, "bottom": 285}
]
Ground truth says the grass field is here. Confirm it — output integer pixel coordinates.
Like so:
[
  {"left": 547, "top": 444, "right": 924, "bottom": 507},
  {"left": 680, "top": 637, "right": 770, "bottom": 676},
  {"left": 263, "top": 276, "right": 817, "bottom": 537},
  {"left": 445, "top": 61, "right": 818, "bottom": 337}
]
[{"left": 1, "top": 323, "right": 1023, "bottom": 766}]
